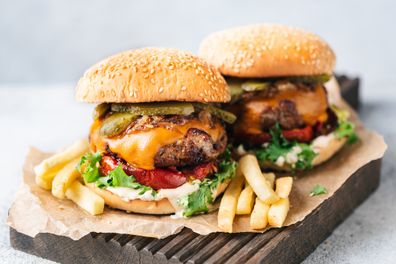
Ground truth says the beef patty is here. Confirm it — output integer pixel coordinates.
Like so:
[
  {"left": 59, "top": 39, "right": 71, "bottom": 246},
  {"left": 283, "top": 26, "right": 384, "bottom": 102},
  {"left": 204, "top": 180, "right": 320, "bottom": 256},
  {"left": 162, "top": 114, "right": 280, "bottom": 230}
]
[
  {"left": 227, "top": 81, "right": 335, "bottom": 145},
  {"left": 154, "top": 127, "right": 227, "bottom": 168}
]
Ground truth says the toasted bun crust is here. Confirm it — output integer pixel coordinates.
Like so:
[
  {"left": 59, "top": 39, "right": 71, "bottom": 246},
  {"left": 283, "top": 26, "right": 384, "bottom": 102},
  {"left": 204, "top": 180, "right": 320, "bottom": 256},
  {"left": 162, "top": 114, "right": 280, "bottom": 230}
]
[
  {"left": 199, "top": 24, "right": 335, "bottom": 78},
  {"left": 312, "top": 136, "right": 347, "bottom": 166},
  {"left": 76, "top": 48, "right": 230, "bottom": 103},
  {"left": 261, "top": 135, "right": 346, "bottom": 172},
  {"left": 86, "top": 180, "right": 230, "bottom": 215},
  {"left": 86, "top": 183, "right": 175, "bottom": 214}
]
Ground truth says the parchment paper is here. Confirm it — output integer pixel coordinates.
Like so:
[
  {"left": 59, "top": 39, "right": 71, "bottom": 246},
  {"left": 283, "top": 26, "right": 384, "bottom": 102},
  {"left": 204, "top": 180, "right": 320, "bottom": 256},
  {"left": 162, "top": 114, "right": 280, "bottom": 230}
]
[{"left": 7, "top": 79, "right": 387, "bottom": 240}]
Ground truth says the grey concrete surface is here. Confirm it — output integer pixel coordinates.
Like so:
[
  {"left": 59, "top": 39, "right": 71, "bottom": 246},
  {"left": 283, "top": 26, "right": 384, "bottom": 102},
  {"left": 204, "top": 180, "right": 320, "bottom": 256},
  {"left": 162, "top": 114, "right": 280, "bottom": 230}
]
[{"left": 1, "top": 0, "right": 395, "bottom": 263}]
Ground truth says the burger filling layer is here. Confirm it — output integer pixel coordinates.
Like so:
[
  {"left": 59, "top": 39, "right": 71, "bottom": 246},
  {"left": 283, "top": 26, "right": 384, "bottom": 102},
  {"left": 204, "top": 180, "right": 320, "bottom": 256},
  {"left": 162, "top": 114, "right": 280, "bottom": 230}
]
[{"left": 227, "top": 76, "right": 358, "bottom": 171}]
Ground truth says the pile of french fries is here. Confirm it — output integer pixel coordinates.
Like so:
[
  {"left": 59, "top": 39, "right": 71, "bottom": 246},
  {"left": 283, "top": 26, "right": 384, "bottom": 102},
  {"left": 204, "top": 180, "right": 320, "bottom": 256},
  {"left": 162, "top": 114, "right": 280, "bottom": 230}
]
[
  {"left": 218, "top": 154, "right": 293, "bottom": 232},
  {"left": 34, "top": 139, "right": 104, "bottom": 215}
]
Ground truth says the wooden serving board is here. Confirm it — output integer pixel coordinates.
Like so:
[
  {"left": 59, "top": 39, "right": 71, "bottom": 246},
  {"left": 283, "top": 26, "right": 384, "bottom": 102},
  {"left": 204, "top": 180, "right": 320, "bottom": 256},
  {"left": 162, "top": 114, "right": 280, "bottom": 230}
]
[{"left": 10, "top": 75, "right": 375, "bottom": 264}]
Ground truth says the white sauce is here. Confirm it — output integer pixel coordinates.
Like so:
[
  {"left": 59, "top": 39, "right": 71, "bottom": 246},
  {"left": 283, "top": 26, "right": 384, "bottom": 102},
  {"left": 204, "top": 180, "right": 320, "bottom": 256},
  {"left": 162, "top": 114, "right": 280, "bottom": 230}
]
[
  {"left": 285, "top": 146, "right": 302, "bottom": 164},
  {"left": 275, "top": 156, "right": 285, "bottom": 167},
  {"left": 106, "top": 181, "right": 200, "bottom": 212},
  {"left": 272, "top": 133, "right": 337, "bottom": 167}
]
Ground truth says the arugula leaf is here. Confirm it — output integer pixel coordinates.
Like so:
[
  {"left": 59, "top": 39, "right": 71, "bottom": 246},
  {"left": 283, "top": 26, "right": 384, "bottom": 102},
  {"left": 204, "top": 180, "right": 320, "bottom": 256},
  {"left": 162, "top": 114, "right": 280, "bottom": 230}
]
[
  {"left": 255, "top": 124, "right": 316, "bottom": 171},
  {"left": 310, "top": 184, "right": 327, "bottom": 196},
  {"left": 77, "top": 152, "right": 102, "bottom": 183},
  {"left": 179, "top": 147, "right": 237, "bottom": 217},
  {"left": 97, "top": 165, "right": 155, "bottom": 196}
]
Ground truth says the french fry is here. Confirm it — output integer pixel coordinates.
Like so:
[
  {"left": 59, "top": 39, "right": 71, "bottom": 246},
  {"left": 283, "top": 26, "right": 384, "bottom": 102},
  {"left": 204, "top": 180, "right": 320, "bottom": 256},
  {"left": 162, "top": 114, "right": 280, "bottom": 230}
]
[
  {"left": 65, "top": 181, "right": 104, "bottom": 215},
  {"left": 275, "top": 177, "right": 293, "bottom": 198},
  {"left": 52, "top": 158, "right": 81, "bottom": 199},
  {"left": 239, "top": 155, "right": 279, "bottom": 204},
  {"left": 34, "top": 139, "right": 89, "bottom": 190},
  {"left": 263, "top": 172, "right": 275, "bottom": 189},
  {"left": 218, "top": 166, "right": 244, "bottom": 232},
  {"left": 236, "top": 182, "right": 256, "bottom": 215},
  {"left": 250, "top": 198, "right": 270, "bottom": 229},
  {"left": 268, "top": 198, "right": 290, "bottom": 227}
]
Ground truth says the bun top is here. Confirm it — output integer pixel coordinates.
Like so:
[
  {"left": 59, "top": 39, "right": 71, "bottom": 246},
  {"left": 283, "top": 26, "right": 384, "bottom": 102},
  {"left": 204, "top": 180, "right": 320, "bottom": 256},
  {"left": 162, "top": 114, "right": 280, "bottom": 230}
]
[
  {"left": 199, "top": 24, "right": 336, "bottom": 78},
  {"left": 76, "top": 48, "right": 230, "bottom": 103}
]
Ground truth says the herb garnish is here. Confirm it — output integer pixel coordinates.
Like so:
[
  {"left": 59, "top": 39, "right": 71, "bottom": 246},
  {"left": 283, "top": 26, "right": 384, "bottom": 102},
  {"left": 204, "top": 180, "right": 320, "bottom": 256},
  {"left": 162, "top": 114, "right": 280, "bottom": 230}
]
[
  {"left": 255, "top": 124, "right": 317, "bottom": 171},
  {"left": 310, "top": 184, "right": 328, "bottom": 196}
]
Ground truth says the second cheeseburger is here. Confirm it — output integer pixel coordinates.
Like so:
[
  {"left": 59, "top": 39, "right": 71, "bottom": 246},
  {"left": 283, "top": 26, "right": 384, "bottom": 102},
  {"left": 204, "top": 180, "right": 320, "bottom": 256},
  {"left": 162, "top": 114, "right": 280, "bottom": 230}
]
[
  {"left": 200, "top": 24, "right": 358, "bottom": 171},
  {"left": 76, "top": 48, "right": 237, "bottom": 216}
]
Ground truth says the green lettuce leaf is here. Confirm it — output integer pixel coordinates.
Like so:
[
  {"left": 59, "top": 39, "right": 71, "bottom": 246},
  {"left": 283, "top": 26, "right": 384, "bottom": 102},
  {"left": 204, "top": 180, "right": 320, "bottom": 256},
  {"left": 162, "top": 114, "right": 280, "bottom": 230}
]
[
  {"left": 97, "top": 165, "right": 155, "bottom": 196},
  {"left": 179, "top": 183, "right": 213, "bottom": 217},
  {"left": 77, "top": 153, "right": 155, "bottom": 196},
  {"left": 77, "top": 152, "right": 102, "bottom": 183},
  {"left": 179, "top": 147, "right": 237, "bottom": 217},
  {"left": 332, "top": 106, "right": 359, "bottom": 144},
  {"left": 335, "top": 121, "right": 359, "bottom": 144}
]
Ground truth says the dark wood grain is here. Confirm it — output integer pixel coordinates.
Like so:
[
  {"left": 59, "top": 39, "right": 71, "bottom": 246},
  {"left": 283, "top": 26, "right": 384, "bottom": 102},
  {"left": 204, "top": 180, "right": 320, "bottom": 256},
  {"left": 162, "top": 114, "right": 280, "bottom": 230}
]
[
  {"left": 10, "top": 76, "right": 376, "bottom": 264},
  {"left": 337, "top": 75, "right": 360, "bottom": 110}
]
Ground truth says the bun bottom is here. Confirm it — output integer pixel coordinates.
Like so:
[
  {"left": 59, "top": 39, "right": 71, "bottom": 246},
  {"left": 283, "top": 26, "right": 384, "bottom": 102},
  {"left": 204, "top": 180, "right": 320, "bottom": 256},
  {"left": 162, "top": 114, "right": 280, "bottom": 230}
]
[
  {"left": 86, "top": 180, "right": 230, "bottom": 215},
  {"left": 261, "top": 134, "right": 347, "bottom": 172}
]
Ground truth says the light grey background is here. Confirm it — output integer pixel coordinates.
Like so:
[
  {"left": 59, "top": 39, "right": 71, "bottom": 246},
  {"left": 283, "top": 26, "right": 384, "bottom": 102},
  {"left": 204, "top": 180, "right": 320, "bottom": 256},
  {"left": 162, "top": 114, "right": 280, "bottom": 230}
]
[
  {"left": 1, "top": 0, "right": 395, "bottom": 96},
  {"left": 1, "top": 1, "right": 396, "bottom": 263}
]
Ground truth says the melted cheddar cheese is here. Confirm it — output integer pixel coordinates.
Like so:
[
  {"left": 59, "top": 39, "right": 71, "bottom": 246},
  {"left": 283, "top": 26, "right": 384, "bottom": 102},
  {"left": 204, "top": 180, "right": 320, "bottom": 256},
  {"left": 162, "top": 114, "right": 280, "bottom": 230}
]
[
  {"left": 233, "top": 84, "right": 329, "bottom": 135},
  {"left": 90, "top": 118, "right": 224, "bottom": 170}
]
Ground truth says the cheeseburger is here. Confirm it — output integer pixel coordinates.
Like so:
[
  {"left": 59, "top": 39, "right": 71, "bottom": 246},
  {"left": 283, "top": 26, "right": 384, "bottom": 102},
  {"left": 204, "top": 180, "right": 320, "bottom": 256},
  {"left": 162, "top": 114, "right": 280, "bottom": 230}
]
[
  {"left": 76, "top": 48, "right": 237, "bottom": 216},
  {"left": 200, "top": 24, "right": 358, "bottom": 171}
]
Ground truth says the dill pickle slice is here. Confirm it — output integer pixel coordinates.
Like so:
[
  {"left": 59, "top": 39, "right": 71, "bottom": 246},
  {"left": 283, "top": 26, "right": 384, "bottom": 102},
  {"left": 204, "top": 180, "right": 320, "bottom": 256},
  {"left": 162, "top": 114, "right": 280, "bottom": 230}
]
[
  {"left": 241, "top": 80, "right": 270, "bottom": 92},
  {"left": 225, "top": 78, "right": 244, "bottom": 97},
  {"left": 93, "top": 103, "right": 110, "bottom": 120},
  {"left": 193, "top": 103, "right": 237, "bottom": 124},
  {"left": 99, "top": 112, "right": 138, "bottom": 137},
  {"left": 229, "top": 83, "right": 244, "bottom": 98},
  {"left": 111, "top": 102, "right": 195, "bottom": 116},
  {"left": 286, "top": 74, "right": 331, "bottom": 84}
]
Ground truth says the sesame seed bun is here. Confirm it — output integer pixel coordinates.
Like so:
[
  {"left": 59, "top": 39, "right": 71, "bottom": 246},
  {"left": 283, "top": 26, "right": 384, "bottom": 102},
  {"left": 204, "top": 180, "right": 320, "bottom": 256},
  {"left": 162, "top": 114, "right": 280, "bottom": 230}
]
[
  {"left": 76, "top": 48, "right": 230, "bottom": 103},
  {"left": 199, "top": 24, "right": 336, "bottom": 78},
  {"left": 85, "top": 180, "right": 230, "bottom": 215}
]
